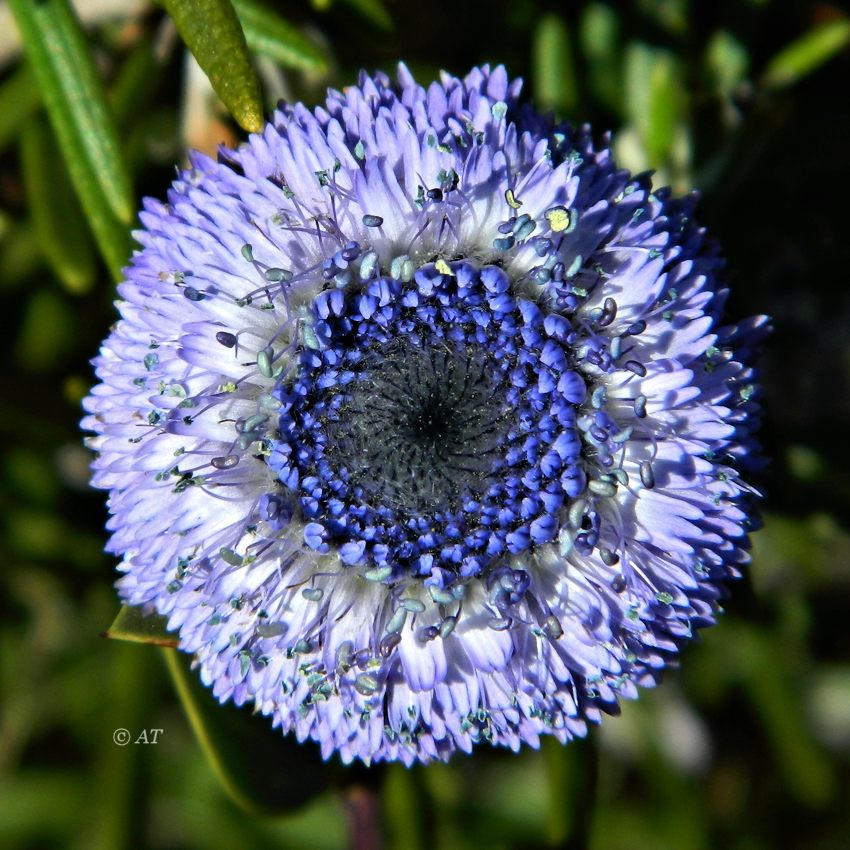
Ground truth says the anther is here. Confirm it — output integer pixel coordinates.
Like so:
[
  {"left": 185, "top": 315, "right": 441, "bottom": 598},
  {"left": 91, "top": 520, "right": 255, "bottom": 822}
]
[
  {"left": 610, "top": 574, "right": 627, "bottom": 593},
  {"left": 544, "top": 615, "right": 563, "bottom": 639},
  {"left": 380, "top": 632, "right": 402, "bottom": 657},
  {"left": 624, "top": 360, "right": 647, "bottom": 377},
  {"left": 439, "top": 616, "right": 457, "bottom": 639},
  {"left": 591, "top": 386, "right": 606, "bottom": 409},
  {"left": 211, "top": 454, "right": 240, "bottom": 470},
  {"left": 545, "top": 206, "right": 573, "bottom": 233},
  {"left": 219, "top": 547, "right": 243, "bottom": 566},
  {"left": 257, "top": 347, "right": 274, "bottom": 378},
  {"left": 639, "top": 461, "right": 656, "bottom": 489},
  {"left": 183, "top": 286, "right": 205, "bottom": 301},
  {"left": 599, "top": 547, "right": 620, "bottom": 566},
  {"left": 354, "top": 673, "right": 379, "bottom": 695},
  {"left": 597, "top": 297, "right": 617, "bottom": 327},
  {"left": 385, "top": 607, "right": 407, "bottom": 634},
  {"left": 264, "top": 267, "right": 292, "bottom": 282},
  {"left": 588, "top": 479, "right": 617, "bottom": 497},
  {"left": 609, "top": 337, "right": 622, "bottom": 360},
  {"left": 568, "top": 498, "right": 586, "bottom": 529},
  {"left": 419, "top": 625, "right": 440, "bottom": 642},
  {"left": 429, "top": 586, "right": 454, "bottom": 605},
  {"left": 215, "top": 331, "right": 237, "bottom": 348}
]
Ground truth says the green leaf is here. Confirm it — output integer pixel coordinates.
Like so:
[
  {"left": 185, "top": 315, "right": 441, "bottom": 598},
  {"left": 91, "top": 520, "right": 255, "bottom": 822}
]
[
  {"left": 0, "top": 63, "right": 41, "bottom": 153},
  {"left": 542, "top": 736, "right": 597, "bottom": 846},
  {"left": 383, "top": 764, "right": 428, "bottom": 850},
  {"left": 532, "top": 14, "right": 578, "bottom": 114},
  {"left": 705, "top": 29, "right": 750, "bottom": 97},
  {"left": 232, "top": 0, "right": 328, "bottom": 72},
  {"left": 8, "top": 0, "right": 134, "bottom": 281},
  {"left": 579, "top": 2, "right": 622, "bottom": 115},
  {"left": 103, "top": 605, "right": 178, "bottom": 648},
  {"left": 339, "top": 0, "right": 392, "bottom": 31},
  {"left": 7, "top": 0, "right": 134, "bottom": 225},
  {"left": 624, "top": 42, "right": 683, "bottom": 166},
  {"left": 163, "top": 647, "right": 330, "bottom": 815},
  {"left": 735, "top": 625, "right": 834, "bottom": 807},
  {"left": 108, "top": 35, "right": 163, "bottom": 130},
  {"left": 20, "top": 117, "right": 96, "bottom": 295},
  {"left": 13, "top": 290, "right": 74, "bottom": 374},
  {"left": 163, "top": 0, "right": 265, "bottom": 132},
  {"left": 762, "top": 18, "right": 850, "bottom": 89},
  {"left": 0, "top": 219, "right": 41, "bottom": 286}
]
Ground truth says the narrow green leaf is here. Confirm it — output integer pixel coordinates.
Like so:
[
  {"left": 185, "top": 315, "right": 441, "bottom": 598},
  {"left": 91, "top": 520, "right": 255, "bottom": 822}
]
[
  {"left": 232, "top": 0, "right": 328, "bottom": 72},
  {"left": 103, "top": 605, "right": 178, "bottom": 648},
  {"left": 13, "top": 290, "right": 74, "bottom": 373},
  {"left": 624, "top": 42, "right": 683, "bottom": 166},
  {"left": 163, "top": 647, "right": 329, "bottom": 815},
  {"left": 645, "top": 52, "right": 681, "bottom": 165},
  {"left": 8, "top": 0, "right": 134, "bottom": 281},
  {"left": 7, "top": 0, "right": 135, "bottom": 225},
  {"left": 705, "top": 30, "right": 750, "bottom": 97},
  {"left": 20, "top": 117, "right": 96, "bottom": 295},
  {"left": 163, "top": 0, "right": 265, "bottom": 132},
  {"left": 0, "top": 63, "right": 41, "bottom": 153},
  {"left": 339, "top": 0, "right": 392, "bottom": 31},
  {"left": 579, "top": 2, "right": 622, "bottom": 115},
  {"left": 109, "top": 36, "right": 163, "bottom": 130},
  {"left": 71, "top": 187, "right": 131, "bottom": 284},
  {"left": 762, "top": 18, "right": 850, "bottom": 89},
  {"left": 736, "top": 625, "right": 834, "bottom": 806},
  {"left": 543, "top": 736, "right": 597, "bottom": 846},
  {"left": 383, "top": 765, "right": 428, "bottom": 850},
  {"left": 532, "top": 14, "right": 578, "bottom": 114},
  {"left": 85, "top": 644, "right": 157, "bottom": 850},
  {"left": 0, "top": 219, "right": 42, "bottom": 286}
]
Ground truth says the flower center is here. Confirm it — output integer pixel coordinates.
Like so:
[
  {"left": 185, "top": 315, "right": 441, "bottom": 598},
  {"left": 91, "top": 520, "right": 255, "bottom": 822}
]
[
  {"left": 268, "top": 261, "right": 589, "bottom": 576},
  {"left": 322, "top": 339, "right": 509, "bottom": 516}
]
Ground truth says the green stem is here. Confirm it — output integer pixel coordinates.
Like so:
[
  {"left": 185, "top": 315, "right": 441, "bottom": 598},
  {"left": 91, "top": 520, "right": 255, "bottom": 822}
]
[{"left": 544, "top": 734, "right": 599, "bottom": 849}]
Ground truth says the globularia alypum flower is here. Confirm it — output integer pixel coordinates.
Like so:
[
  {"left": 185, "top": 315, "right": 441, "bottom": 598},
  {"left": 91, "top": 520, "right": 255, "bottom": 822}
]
[{"left": 84, "top": 65, "right": 767, "bottom": 764}]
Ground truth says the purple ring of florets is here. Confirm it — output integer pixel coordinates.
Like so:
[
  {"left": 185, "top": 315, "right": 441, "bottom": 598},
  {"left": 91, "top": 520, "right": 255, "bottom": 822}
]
[{"left": 267, "top": 261, "right": 586, "bottom": 579}]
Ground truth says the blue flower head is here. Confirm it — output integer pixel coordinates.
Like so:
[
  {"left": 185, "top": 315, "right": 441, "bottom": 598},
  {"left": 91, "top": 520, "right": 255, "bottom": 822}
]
[{"left": 84, "top": 65, "right": 767, "bottom": 764}]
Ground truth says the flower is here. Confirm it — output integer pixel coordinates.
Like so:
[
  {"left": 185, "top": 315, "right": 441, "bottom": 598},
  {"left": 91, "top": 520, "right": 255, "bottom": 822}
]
[{"left": 84, "top": 64, "right": 767, "bottom": 765}]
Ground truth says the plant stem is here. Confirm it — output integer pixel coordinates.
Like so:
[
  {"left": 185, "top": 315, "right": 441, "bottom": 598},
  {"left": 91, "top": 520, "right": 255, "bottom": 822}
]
[{"left": 344, "top": 785, "right": 384, "bottom": 850}]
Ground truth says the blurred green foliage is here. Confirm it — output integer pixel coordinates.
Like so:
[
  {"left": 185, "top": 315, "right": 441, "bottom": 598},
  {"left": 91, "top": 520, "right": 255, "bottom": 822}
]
[{"left": 1, "top": 1, "right": 849, "bottom": 848}]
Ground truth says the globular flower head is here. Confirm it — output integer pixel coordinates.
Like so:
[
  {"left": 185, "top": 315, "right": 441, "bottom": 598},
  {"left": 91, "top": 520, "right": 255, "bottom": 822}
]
[{"left": 84, "top": 65, "right": 767, "bottom": 764}]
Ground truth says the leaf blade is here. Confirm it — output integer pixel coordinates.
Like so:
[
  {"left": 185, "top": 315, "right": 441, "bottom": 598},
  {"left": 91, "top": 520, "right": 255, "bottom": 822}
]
[
  {"left": 0, "top": 63, "right": 41, "bottom": 154},
  {"left": 164, "top": 0, "right": 265, "bottom": 132},
  {"left": 762, "top": 18, "right": 850, "bottom": 89},
  {"left": 339, "top": 0, "right": 392, "bottom": 31},
  {"left": 103, "top": 605, "right": 179, "bottom": 648},
  {"left": 20, "top": 116, "right": 96, "bottom": 295},
  {"left": 232, "top": 0, "right": 328, "bottom": 72},
  {"left": 532, "top": 14, "right": 579, "bottom": 114},
  {"left": 7, "top": 0, "right": 135, "bottom": 225},
  {"left": 162, "top": 647, "right": 330, "bottom": 815}
]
